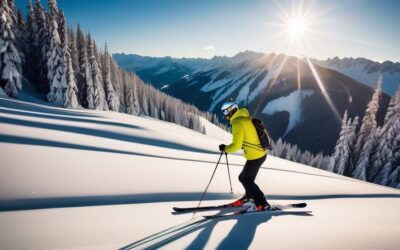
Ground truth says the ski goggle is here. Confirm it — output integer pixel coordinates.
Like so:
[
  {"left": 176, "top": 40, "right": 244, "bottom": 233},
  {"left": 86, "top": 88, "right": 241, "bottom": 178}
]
[{"left": 222, "top": 105, "right": 236, "bottom": 116}]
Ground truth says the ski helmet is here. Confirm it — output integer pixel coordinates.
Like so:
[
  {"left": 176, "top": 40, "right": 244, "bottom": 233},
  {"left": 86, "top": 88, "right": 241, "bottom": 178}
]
[{"left": 221, "top": 101, "right": 238, "bottom": 116}]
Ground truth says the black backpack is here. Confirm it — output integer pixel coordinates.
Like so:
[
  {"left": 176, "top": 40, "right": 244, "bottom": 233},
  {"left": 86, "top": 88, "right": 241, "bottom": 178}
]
[{"left": 252, "top": 118, "right": 273, "bottom": 150}]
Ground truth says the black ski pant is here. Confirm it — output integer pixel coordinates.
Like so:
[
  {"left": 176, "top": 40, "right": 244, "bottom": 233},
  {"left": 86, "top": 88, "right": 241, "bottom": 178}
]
[{"left": 238, "top": 154, "right": 267, "bottom": 207}]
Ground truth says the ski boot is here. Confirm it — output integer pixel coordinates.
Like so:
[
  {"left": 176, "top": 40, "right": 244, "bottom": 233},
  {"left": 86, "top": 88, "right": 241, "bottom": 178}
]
[{"left": 228, "top": 196, "right": 253, "bottom": 207}]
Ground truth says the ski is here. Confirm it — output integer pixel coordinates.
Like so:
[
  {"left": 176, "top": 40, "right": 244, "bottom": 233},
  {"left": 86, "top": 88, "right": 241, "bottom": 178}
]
[
  {"left": 172, "top": 204, "right": 248, "bottom": 214},
  {"left": 203, "top": 202, "right": 308, "bottom": 219},
  {"left": 173, "top": 202, "right": 306, "bottom": 214},
  {"left": 204, "top": 208, "right": 312, "bottom": 219}
]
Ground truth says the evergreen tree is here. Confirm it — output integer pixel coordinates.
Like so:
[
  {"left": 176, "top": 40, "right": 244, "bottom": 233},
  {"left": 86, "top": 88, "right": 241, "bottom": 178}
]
[
  {"left": 67, "top": 27, "right": 79, "bottom": 75},
  {"left": 353, "top": 128, "right": 377, "bottom": 180},
  {"left": 84, "top": 34, "right": 94, "bottom": 109},
  {"left": 0, "top": 0, "right": 22, "bottom": 97},
  {"left": 86, "top": 34, "right": 107, "bottom": 110},
  {"left": 369, "top": 89, "right": 400, "bottom": 182},
  {"left": 328, "top": 111, "right": 358, "bottom": 175},
  {"left": 109, "top": 55, "right": 124, "bottom": 111},
  {"left": 387, "top": 166, "right": 400, "bottom": 188},
  {"left": 102, "top": 43, "right": 119, "bottom": 111},
  {"left": 271, "top": 138, "right": 285, "bottom": 158},
  {"left": 383, "top": 88, "right": 399, "bottom": 126},
  {"left": 373, "top": 118, "right": 400, "bottom": 185},
  {"left": 75, "top": 24, "right": 87, "bottom": 106},
  {"left": 131, "top": 73, "right": 141, "bottom": 114},
  {"left": 16, "top": 9, "right": 27, "bottom": 68},
  {"left": 46, "top": 0, "right": 64, "bottom": 104},
  {"left": 34, "top": 0, "right": 49, "bottom": 91},
  {"left": 354, "top": 80, "right": 381, "bottom": 164},
  {"left": 123, "top": 71, "right": 136, "bottom": 115},
  {"left": 25, "top": 0, "right": 38, "bottom": 82},
  {"left": 328, "top": 111, "right": 349, "bottom": 172},
  {"left": 310, "top": 153, "right": 324, "bottom": 169},
  {"left": 58, "top": 10, "right": 78, "bottom": 108},
  {"left": 48, "top": 0, "right": 58, "bottom": 17}
]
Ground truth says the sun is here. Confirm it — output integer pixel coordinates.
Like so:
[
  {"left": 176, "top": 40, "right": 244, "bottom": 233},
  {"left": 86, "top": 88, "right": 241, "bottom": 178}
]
[{"left": 286, "top": 17, "right": 306, "bottom": 39}]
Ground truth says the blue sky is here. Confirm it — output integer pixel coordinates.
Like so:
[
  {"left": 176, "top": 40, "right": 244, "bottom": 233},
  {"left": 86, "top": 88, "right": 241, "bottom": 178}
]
[{"left": 16, "top": 0, "right": 400, "bottom": 62}]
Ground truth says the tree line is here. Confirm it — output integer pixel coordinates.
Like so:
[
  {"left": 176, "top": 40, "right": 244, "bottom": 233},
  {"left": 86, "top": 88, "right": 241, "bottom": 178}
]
[
  {"left": 0, "top": 0, "right": 226, "bottom": 133},
  {"left": 270, "top": 78, "right": 400, "bottom": 189}
]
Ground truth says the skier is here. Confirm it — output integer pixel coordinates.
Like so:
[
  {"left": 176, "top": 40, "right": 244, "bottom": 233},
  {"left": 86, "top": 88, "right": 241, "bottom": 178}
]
[{"left": 219, "top": 101, "right": 271, "bottom": 211}]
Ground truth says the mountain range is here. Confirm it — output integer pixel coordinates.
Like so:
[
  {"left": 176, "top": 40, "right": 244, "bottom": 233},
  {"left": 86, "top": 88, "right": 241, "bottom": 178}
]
[
  {"left": 113, "top": 52, "right": 393, "bottom": 155},
  {"left": 113, "top": 52, "right": 400, "bottom": 96}
]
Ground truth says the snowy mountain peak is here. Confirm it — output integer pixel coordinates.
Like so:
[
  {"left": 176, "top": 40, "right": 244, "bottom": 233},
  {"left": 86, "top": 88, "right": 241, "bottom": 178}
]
[{"left": 313, "top": 57, "right": 400, "bottom": 95}]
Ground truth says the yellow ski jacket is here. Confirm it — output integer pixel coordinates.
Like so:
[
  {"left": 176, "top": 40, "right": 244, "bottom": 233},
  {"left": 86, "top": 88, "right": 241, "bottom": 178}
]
[{"left": 224, "top": 108, "right": 267, "bottom": 160}]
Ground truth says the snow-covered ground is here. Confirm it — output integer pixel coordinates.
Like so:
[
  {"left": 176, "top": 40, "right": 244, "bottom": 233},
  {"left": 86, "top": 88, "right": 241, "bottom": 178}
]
[
  {"left": 1, "top": 96, "right": 400, "bottom": 250},
  {"left": 262, "top": 90, "right": 314, "bottom": 135}
]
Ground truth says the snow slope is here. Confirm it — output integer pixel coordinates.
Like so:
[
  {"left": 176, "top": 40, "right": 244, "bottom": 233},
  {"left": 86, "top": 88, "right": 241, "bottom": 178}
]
[{"left": 1, "top": 96, "right": 400, "bottom": 250}]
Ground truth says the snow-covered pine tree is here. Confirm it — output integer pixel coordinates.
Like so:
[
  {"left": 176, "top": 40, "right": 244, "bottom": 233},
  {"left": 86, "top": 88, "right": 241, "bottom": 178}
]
[
  {"left": 310, "top": 153, "right": 324, "bottom": 169},
  {"left": 328, "top": 111, "right": 358, "bottom": 175},
  {"left": 58, "top": 10, "right": 78, "bottom": 108},
  {"left": 373, "top": 117, "right": 400, "bottom": 185},
  {"left": 123, "top": 71, "right": 136, "bottom": 115},
  {"left": 352, "top": 128, "right": 376, "bottom": 181},
  {"left": 64, "top": 49, "right": 79, "bottom": 108},
  {"left": 131, "top": 73, "right": 141, "bottom": 115},
  {"left": 328, "top": 110, "right": 349, "bottom": 172},
  {"left": 0, "top": 0, "right": 22, "bottom": 97},
  {"left": 285, "top": 144, "right": 297, "bottom": 162},
  {"left": 16, "top": 9, "right": 28, "bottom": 69},
  {"left": 300, "top": 150, "right": 312, "bottom": 165},
  {"left": 109, "top": 56, "right": 124, "bottom": 111},
  {"left": 102, "top": 43, "right": 119, "bottom": 111},
  {"left": 341, "top": 115, "right": 358, "bottom": 175},
  {"left": 86, "top": 34, "right": 107, "bottom": 110},
  {"left": 75, "top": 24, "right": 88, "bottom": 107},
  {"left": 345, "top": 115, "right": 359, "bottom": 175},
  {"left": 387, "top": 166, "right": 399, "bottom": 188},
  {"left": 383, "top": 88, "right": 399, "bottom": 126},
  {"left": 140, "top": 87, "right": 150, "bottom": 116},
  {"left": 46, "top": 0, "right": 64, "bottom": 104},
  {"left": 369, "top": 88, "right": 400, "bottom": 182},
  {"left": 271, "top": 138, "right": 284, "bottom": 158},
  {"left": 392, "top": 131, "right": 400, "bottom": 175},
  {"left": 120, "top": 69, "right": 127, "bottom": 112},
  {"left": 353, "top": 78, "right": 381, "bottom": 164},
  {"left": 25, "top": 0, "right": 38, "bottom": 82},
  {"left": 48, "top": 0, "right": 58, "bottom": 16},
  {"left": 84, "top": 35, "right": 94, "bottom": 109},
  {"left": 5, "top": 0, "right": 17, "bottom": 26},
  {"left": 67, "top": 27, "right": 79, "bottom": 75},
  {"left": 34, "top": 0, "right": 49, "bottom": 91}
]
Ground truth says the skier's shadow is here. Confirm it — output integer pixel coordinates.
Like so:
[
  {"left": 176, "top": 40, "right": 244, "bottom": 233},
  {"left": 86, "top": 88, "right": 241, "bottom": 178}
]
[{"left": 120, "top": 211, "right": 312, "bottom": 250}]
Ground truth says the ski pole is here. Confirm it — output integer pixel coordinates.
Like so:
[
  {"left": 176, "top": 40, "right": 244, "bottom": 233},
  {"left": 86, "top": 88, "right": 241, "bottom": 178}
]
[
  {"left": 225, "top": 152, "right": 233, "bottom": 193},
  {"left": 195, "top": 151, "right": 224, "bottom": 212}
]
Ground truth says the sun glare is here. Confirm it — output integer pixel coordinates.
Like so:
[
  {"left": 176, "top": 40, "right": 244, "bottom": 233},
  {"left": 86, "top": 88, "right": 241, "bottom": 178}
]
[
  {"left": 287, "top": 17, "right": 306, "bottom": 39},
  {"left": 255, "top": 1, "right": 343, "bottom": 122}
]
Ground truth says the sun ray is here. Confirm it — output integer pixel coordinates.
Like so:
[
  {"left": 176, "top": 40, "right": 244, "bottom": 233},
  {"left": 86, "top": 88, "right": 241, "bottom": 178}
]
[
  {"left": 305, "top": 57, "right": 341, "bottom": 121},
  {"left": 297, "top": 57, "right": 301, "bottom": 91},
  {"left": 271, "top": 0, "right": 292, "bottom": 22},
  {"left": 253, "top": 35, "right": 294, "bottom": 116}
]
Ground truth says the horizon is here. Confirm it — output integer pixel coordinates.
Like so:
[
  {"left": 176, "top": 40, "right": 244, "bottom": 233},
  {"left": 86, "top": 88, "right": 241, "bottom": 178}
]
[
  {"left": 113, "top": 50, "right": 400, "bottom": 64},
  {"left": 15, "top": 0, "right": 400, "bottom": 63}
]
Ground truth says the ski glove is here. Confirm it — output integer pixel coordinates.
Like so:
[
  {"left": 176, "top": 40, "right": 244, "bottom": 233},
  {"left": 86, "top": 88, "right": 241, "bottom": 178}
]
[{"left": 219, "top": 144, "right": 226, "bottom": 152}]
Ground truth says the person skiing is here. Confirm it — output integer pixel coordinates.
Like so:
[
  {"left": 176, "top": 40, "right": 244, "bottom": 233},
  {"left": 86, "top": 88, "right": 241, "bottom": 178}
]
[{"left": 219, "top": 101, "right": 271, "bottom": 211}]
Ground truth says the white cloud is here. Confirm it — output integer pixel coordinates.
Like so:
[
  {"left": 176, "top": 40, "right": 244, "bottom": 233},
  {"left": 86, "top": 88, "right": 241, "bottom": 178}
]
[{"left": 203, "top": 45, "right": 215, "bottom": 51}]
